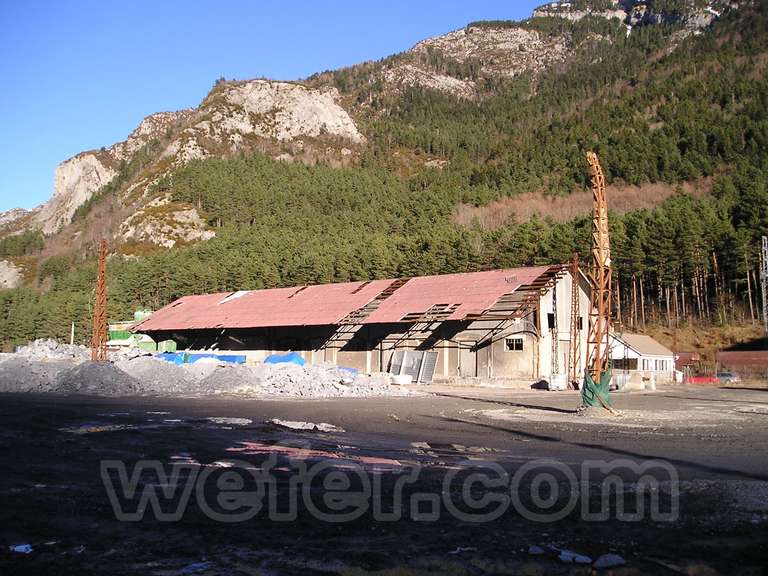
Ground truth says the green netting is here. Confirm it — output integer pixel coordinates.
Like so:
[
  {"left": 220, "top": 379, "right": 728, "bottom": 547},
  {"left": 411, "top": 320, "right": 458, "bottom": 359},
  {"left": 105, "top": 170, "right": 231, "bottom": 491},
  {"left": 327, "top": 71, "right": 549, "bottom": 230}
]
[{"left": 581, "top": 368, "right": 613, "bottom": 408}]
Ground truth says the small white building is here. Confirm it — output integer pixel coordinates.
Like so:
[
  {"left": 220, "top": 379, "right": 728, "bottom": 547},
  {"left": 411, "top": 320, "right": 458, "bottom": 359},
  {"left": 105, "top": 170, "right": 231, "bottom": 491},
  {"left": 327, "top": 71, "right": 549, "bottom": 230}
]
[{"left": 609, "top": 332, "right": 675, "bottom": 388}]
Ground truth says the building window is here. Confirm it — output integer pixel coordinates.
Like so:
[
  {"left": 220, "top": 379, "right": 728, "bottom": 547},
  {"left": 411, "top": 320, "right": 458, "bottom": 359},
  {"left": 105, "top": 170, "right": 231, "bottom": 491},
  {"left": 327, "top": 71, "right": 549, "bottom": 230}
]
[
  {"left": 506, "top": 337, "right": 524, "bottom": 351},
  {"left": 547, "top": 313, "right": 556, "bottom": 329},
  {"left": 578, "top": 316, "right": 583, "bottom": 330}
]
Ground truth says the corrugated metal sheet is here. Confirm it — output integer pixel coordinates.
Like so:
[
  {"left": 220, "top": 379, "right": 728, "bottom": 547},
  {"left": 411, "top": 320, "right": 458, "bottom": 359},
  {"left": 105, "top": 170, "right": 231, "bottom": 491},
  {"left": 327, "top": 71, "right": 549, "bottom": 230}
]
[
  {"left": 134, "top": 279, "right": 394, "bottom": 331},
  {"left": 134, "top": 266, "right": 552, "bottom": 332},
  {"left": 716, "top": 351, "right": 768, "bottom": 367},
  {"left": 363, "top": 267, "right": 549, "bottom": 324}
]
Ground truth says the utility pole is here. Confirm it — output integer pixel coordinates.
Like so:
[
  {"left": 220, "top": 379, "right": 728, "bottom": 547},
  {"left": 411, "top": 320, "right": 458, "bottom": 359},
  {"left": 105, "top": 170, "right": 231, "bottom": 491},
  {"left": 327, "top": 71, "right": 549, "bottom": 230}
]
[
  {"left": 761, "top": 236, "right": 768, "bottom": 335},
  {"left": 91, "top": 240, "right": 108, "bottom": 362},
  {"left": 581, "top": 152, "right": 615, "bottom": 411},
  {"left": 568, "top": 253, "right": 581, "bottom": 388}
]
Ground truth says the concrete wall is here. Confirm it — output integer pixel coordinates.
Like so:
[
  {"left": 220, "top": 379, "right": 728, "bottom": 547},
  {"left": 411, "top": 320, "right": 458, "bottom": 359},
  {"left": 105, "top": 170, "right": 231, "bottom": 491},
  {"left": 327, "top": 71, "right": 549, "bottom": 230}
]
[{"left": 537, "top": 271, "right": 590, "bottom": 381}]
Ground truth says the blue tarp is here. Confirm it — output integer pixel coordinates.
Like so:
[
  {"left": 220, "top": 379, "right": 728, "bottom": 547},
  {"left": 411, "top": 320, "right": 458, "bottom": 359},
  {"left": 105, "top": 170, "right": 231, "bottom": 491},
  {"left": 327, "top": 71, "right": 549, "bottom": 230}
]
[
  {"left": 156, "top": 352, "right": 247, "bottom": 365},
  {"left": 264, "top": 352, "right": 305, "bottom": 366}
]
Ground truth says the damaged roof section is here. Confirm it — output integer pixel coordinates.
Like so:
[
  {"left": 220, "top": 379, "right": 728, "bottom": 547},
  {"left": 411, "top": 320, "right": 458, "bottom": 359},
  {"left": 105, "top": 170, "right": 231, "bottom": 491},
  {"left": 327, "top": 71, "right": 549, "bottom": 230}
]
[{"left": 133, "top": 266, "right": 555, "bottom": 332}]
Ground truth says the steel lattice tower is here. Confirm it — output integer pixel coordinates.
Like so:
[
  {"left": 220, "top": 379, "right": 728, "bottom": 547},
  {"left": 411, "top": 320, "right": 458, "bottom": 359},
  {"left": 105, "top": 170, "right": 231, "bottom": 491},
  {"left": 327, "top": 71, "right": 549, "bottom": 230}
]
[
  {"left": 761, "top": 236, "right": 768, "bottom": 335},
  {"left": 91, "top": 239, "right": 108, "bottom": 362},
  {"left": 585, "top": 152, "right": 612, "bottom": 384},
  {"left": 569, "top": 253, "right": 582, "bottom": 386}
]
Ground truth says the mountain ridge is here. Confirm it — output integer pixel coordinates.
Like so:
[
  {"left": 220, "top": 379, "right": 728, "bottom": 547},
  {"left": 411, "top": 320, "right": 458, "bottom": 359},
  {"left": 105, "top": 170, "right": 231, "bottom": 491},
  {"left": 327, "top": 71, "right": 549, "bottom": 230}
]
[{"left": 0, "top": 0, "right": 740, "bottom": 243}]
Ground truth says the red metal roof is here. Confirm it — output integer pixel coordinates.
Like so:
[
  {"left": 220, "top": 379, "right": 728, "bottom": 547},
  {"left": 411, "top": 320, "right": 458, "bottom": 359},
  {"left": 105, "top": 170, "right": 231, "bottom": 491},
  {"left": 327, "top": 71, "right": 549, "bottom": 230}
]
[
  {"left": 363, "top": 267, "right": 548, "bottom": 324},
  {"left": 133, "top": 266, "right": 552, "bottom": 332},
  {"left": 716, "top": 351, "right": 768, "bottom": 367}
]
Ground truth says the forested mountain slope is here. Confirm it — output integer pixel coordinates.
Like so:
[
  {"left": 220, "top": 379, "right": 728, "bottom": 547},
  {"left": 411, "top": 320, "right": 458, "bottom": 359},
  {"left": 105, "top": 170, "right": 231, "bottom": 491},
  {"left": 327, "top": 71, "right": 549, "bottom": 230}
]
[{"left": 1, "top": 0, "right": 767, "bottom": 350}]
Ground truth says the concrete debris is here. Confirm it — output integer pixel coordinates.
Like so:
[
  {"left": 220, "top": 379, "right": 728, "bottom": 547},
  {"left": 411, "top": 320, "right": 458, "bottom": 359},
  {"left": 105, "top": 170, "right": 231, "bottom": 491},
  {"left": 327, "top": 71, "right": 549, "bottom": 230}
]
[
  {"left": 196, "top": 362, "right": 409, "bottom": 398},
  {"left": 115, "top": 355, "right": 196, "bottom": 395},
  {"left": 0, "top": 356, "right": 75, "bottom": 393},
  {"left": 594, "top": 553, "right": 626, "bottom": 569},
  {"left": 208, "top": 417, "right": 252, "bottom": 426},
  {"left": 53, "top": 362, "right": 140, "bottom": 396},
  {"left": 558, "top": 549, "right": 592, "bottom": 564},
  {"left": 180, "top": 561, "right": 212, "bottom": 574},
  {"left": 269, "top": 419, "right": 345, "bottom": 433},
  {"left": 14, "top": 338, "right": 146, "bottom": 364},
  {"left": 15, "top": 338, "right": 90, "bottom": 362},
  {"left": 0, "top": 343, "right": 410, "bottom": 399},
  {"left": 61, "top": 423, "right": 136, "bottom": 434},
  {"left": 448, "top": 546, "right": 477, "bottom": 554}
]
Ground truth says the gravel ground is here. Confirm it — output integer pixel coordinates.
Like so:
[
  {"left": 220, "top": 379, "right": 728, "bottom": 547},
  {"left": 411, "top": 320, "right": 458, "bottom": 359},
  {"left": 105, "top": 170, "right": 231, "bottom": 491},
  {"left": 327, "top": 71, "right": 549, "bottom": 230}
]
[{"left": 0, "top": 387, "right": 767, "bottom": 575}]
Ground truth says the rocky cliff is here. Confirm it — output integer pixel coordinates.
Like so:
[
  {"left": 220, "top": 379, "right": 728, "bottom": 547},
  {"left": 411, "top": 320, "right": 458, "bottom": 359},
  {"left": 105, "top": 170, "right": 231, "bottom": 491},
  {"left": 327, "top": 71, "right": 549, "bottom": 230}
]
[{"left": 25, "top": 80, "right": 363, "bottom": 241}]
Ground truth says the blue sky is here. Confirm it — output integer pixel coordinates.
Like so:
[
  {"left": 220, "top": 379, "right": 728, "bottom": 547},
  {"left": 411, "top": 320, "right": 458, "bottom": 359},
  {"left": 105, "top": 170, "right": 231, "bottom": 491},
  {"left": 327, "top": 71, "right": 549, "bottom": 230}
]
[{"left": 0, "top": 0, "right": 539, "bottom": 212}]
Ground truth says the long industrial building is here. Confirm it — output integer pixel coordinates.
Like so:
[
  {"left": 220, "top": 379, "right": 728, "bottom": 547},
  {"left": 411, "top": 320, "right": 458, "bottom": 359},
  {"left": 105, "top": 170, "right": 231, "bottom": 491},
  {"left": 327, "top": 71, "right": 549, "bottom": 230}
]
[{"left": 133, "top": 265, "right": 591, "bottom": 384}]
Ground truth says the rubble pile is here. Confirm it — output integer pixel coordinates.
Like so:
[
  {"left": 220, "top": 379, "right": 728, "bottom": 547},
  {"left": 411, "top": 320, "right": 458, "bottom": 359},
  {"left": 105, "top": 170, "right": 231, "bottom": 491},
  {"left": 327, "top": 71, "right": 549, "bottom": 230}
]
[
  {"left": 0, "top": 341, "right": 410, "bottom": 398},
  {"left": 115, "top": 356, "right": 196, "bottom": 395},
  {"left": 15, "top": 339, "right": 90, "bottom": 362},
  {"left": 0, "top": 356, "right": 73, "bottom": 393},
  {"left": 53, "top": 362, "right": 140, "bottom": 396},
  {"left": 197, "top": 362, "right": 407, "bottom": 398}
]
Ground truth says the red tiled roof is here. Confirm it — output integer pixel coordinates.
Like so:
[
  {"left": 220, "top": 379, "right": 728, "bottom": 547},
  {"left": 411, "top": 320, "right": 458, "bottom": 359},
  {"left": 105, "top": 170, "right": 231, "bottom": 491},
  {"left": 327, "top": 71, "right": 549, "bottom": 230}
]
[{"left": 133, "top": 266, "right": 552, "bottom": 332}]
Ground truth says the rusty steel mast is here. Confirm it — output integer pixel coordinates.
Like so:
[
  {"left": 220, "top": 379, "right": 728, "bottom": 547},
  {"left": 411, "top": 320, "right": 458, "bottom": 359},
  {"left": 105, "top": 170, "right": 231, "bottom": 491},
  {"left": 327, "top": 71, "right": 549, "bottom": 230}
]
[
  {"left": 582, "top": 152, "right": 613, "bottom": 408},
  {"left": 91, "top": 239, "right": 109, "bottom": 362},
  {"left": 761, "top": 236, "right": 768, "bottom": 335}
]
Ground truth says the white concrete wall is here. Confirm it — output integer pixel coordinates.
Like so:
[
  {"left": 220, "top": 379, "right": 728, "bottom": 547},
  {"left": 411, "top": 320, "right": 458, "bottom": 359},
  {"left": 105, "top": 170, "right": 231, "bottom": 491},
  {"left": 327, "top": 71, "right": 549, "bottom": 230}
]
[{"left": 538, "top": 271, "right": 590, "bottom": 381}]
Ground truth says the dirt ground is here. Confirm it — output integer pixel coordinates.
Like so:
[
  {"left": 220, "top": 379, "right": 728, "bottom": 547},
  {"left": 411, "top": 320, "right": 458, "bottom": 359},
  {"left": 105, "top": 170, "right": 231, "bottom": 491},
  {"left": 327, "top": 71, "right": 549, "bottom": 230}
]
[{"left": 1, "top": 385, "right": 767, "bottom": 575}]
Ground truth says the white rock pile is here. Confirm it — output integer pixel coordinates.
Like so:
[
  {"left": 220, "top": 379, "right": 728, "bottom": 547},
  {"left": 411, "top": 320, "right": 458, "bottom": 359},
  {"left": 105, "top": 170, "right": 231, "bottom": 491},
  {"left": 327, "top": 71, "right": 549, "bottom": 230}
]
[
  {"left": 0, "top": 342, "right": 410, "bottom": 399},
  {"left": 15, "top": 339, "right": 90, "bottom": 362}
]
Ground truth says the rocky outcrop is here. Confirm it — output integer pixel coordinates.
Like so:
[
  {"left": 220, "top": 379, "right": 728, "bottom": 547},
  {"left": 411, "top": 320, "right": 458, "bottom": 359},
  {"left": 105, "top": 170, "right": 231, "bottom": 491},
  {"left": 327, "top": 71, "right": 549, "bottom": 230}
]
[
  {"left": 371, "top": 23, "right": 573, "bottom": 99},
  {"left": 31, "top": 110, "right": 192, "bottom": 235},
  {"left": 0, "top": 208, "right": 30, "bottom": 231},
  {"left": 0, "top": 260, "right": 22, "bottom": 289},
  {"left": 381, "top": 64, "right": 475, "bottom": 98},
  {"left": 533, "top": 3, "right": 627, "bottom": 21},
  {"left": 209, "top": 81, "right": 364, "bottom": 143},
  {"left": 534, "top": 1, "right": 734, "bottom": 29},
  {"left": 412, "top": 25, "right": 569, "bottom": 78},
  {"left": 120, "top": 196, "right": 215, "bottom": 249},
  {"left": 110, "top": 110, "right": 194, "bottom": 162},
  {"left": 28, "top": 80, "right": 365, "bottom": 236},
  {"left": 34, "top": 153, "right": 117, "bottom": 234}
]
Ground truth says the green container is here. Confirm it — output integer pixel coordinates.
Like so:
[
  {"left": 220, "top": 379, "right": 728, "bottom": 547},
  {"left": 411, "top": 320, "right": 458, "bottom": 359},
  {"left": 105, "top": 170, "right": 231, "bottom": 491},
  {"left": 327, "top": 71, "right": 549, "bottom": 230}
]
[
  {"left": 109, "top": 330, "right": 132, "bottom": 341},
  {"left": 157, "top": 340, "right": 177, "bottom": 353}
]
